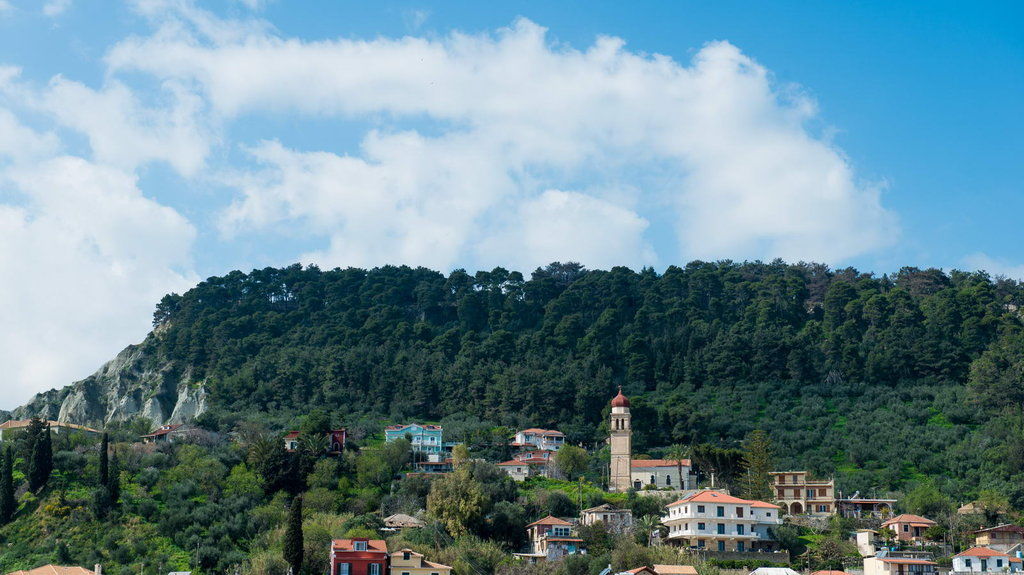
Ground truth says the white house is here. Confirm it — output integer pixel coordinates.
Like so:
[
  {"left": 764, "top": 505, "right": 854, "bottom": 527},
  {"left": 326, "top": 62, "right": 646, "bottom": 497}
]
[
  {"left": 498, "top": 451, "right": 554, "bottom": 481},
  {"left": 863, "top": 556, "right": 938, "bottom": 575},
  {"left": 580, "top": 503, "right": 634, "bottom": 534},
  {"left": 512, "top": 429, "right": 565, "bottom": 452},
  {"left": 630, "top": 459, "right": 693, "bottom": 490},
  {"left": 661, "top": 490, "right": 781, "bottom": 553},
  {"left": 952, "top": 547, "right": 1022, "bottom": 574}
]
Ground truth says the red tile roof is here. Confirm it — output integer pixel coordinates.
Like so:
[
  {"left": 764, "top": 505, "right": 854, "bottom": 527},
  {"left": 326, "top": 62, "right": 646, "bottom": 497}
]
[
  {"left": 631, "top": 459, "right": 691, "bottom": 468},
  {"left": 882, "top": 514, "right": 936, "bottom": 527},
  {"left": 4, "top": 567, "right": 95, "bottom": 575},
  {"left": 527, "top": 515, "right": 572, "bottom": 527},
  {"left": 956, "top": 547, "right": 1010, "bottom": 558},
  {"left": 331, "top": 539, "right": 388, "bottom": 553},
  {"left": 669, "top": 490, "right": 779, "bottom": 509}
]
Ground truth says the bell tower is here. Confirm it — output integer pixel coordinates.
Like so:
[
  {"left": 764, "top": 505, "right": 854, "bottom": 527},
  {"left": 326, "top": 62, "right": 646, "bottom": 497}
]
[{"left": 609, "top": 387, "right": 632, "bottom": 491}]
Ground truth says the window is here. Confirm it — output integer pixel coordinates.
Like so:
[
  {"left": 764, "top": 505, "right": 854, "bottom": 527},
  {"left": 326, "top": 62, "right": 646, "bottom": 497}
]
[
  {"left": 369, "top": 564, "right": 381, "bottom": 575},
  {"left": 737, "top": 507, "right": 744, "bottom": 518},
  {"left": 403, "top": 552, "right": 411, "bottom": 560},
  {"left": 339, "top": 564, "right": 351, "bottom": 575},
  {"left": 697, "top": 522, "right": 706, "bottom": 531},
  {"left": 403, "top": 572, "right": 410, "bottom": 575},
  {"left": 737, "top": 525, "right": 745, "bottom": 535},
  {"left": 697, "top": 505, "right": 705, "bottom": 513},
  {"left": 966, "top": 560, "right": 972, "bottom": 568},
  {"left": 554, "top": 526, "right": 570, "bottom": 537},
  {"left": 791, "top": 475, "right": 798, "bottom": 483},
  {"left": 354, "top": 541, "right": 367, "bottom": 551},
  {"left": 651, "top": 475, "right": 656, "bottom": 484},
  {"left": 819, "top": 488, "right": 827, "bottom": 496},
  {"left": 903, "top": 525, "right": 909, "bottom": 532},
  {"left": 666, "top": 474, "right": 672, "bottom": 486},
  {"left": 718, "top": 541, "right": 726, "bottom": 551},
  {"left": 717, "top": 524, "right": 725, "bottom": 534},
  {"left": 807, "top": 489, "right": 816, "bottom": 498},
  {"left": 697, "top": 540, "right": 705, "bottom": 548},
  {"left": 716, "top": 506, "right": 725, "bottom": 517},
  {"left": 738, "top": 541, "right": 745, "bottom": 552},
  {"left": 998, "top": 560, "right": 1004, "bottom": 568}
]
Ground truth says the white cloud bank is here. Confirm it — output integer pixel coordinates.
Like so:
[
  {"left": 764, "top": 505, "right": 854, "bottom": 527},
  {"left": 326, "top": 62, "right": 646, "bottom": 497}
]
[
  {"left": 108, "top": 8, "right": 898, "bottom": 271},
  {"left": 0, "top": 2, "right": 902, "bottom": 408}
]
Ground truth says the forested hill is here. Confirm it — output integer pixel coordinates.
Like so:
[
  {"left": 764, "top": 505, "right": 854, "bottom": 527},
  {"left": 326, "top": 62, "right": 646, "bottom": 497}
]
[{"left": 21, "top": 261, "right": 1024, "bottom": 502}]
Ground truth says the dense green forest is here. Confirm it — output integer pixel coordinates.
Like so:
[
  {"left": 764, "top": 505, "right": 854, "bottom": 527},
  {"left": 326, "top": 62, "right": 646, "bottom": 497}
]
[
  {"left": 145, "top": 260, "right": 1024, "bottom": 503},
  {"left": 6, "top": 259, "right": 1024, "bottom": 574}
]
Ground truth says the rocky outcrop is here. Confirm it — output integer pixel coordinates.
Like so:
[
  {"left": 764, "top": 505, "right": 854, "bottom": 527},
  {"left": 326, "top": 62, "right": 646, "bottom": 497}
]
[{"left": 10, "top": 335, "right": 206, "bottom": 428}]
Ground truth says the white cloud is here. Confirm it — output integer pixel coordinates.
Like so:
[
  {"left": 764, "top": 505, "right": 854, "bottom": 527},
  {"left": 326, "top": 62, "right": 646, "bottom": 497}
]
[
  {"left": 0, "top": 156, "right": 196, "bottom": 409},
  {"left": 0, "top": 1, "right": 11, "bottom": 15},
  {"left": 963, "top": 253, "right": 1024, "bottom": 281},
  {"left": 43, "top": 0, "right": 72, "bottom": 17},
  {"left": 109, "top": 14, "right": 897, "bottom": 270}
]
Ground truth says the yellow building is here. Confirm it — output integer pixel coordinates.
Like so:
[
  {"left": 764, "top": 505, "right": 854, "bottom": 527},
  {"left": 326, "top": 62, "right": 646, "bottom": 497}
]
[{"left": 389, "top": 549, "right": 452, "bottom": 575}]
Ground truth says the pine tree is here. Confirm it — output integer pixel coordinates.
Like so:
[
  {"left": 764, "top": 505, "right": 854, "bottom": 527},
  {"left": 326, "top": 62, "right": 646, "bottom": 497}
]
[
  {"left": 283, "top": 496, "right": 304, "bottom": 575},
  {"left": 0, "top": 445, "right": 14, "bottom": 524},
  {"left": 26, "top": 418, "right": 52, "bottom": 492}
]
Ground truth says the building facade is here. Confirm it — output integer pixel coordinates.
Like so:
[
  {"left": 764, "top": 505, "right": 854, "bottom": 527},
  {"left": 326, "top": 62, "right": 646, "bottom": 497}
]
[
  {"left": 972, "top": 525, "right": 1024, "bottom": 552},
  {"left": 329, "top": 539, "right": 389, "bottom": 575},
  {"left": 631, "top": 459, "right": 693, "bottom": 491},
  {"left": 581, "top": 503, "right": 634, "bottom": 534},
  {"left": 769, "top": 471, "right": 835, "bottom": 516},
  {"left": 952, "top": 547, "right": 1022, "bottom": 574},
  {"left": 881, "top": 514, "right": 937, "bottom": 543},
  {"left": 863, "top": 556, "right": 938, "bottom": 575},
  {"left": 385, "top": 424, "right": 444, "bottom": 454},
  {"left": 389, "top": 548, "right": 452, "bottom": 575},
  {"left": 609, "top": 389, "right": 632, "bottom": 492},
  {"left": 512, "top": 429, "right": 565, "bottom": 452},
  {"left": 661, "top": 490, "right": 782, "bottom": 553},
  {"left": 518, "top": 516, "right": 586, "bottom": 561},
  {"left": 498, "top": 451, "right": 553, "bottom": 481}
]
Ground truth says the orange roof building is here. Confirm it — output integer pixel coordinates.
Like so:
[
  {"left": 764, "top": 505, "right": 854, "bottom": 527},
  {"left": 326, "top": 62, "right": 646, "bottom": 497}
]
[
  {"left": 661, "top": 490, "right": 782, "bottom": 554},
  {"left": 881, "top": 514, "right": 937, "bottom": 542}
]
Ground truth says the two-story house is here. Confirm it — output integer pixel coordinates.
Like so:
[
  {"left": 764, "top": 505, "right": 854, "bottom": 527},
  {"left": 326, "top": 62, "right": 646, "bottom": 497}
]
[
  {"left": 512, "top": 429, "right": 565, "bottom": 452},
  {"left": 385, "top": 424, "right": 444, "bottom": 454},
  {"left": 329, "top": 539, "right": 389, "bottom": 575},
  {"left": 972, "top": 525, "right": 1024, "bottom": 553},
  {"left": 516, "top": 516, "right": 586, "bottom": 561},
  {"left": 389, "top": 548, "right": 452, "bottom": 575},
  {"left": 881, "top": 514, "right": 937, "bottom": 543},
  {"left": 952, "top": 547, "right": 1022, "bottom": 574},
  {"left": 498, "top": 450, "right": 554, "bottom": 481},
  {"left": 630, "top": 459, "right": 693, "bottom": 490},
  {"left": 581, "top": 503, "right": 634, "bottom": 534},
  {"left": 661, "top": 490, "right": 782, "bottom": 553},
  {"left": 769, "top": 471, "right": 835, "bottom": 516}
]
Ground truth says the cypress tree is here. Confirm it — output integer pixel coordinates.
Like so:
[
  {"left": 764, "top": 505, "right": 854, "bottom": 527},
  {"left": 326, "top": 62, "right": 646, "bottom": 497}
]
[
  {"left": 283, "top": 496, "right": 304, "bottom": 575},
  {"left": 26, "top": 418, "right": 52, "bottom": 492},
  {"left": 107, "top": 448, "right": 120, "bottom": 506},
  {"left": 98, "top": 433, "right": 109, "bottom": 487},
  {"left": 0, "top": 445, "right": 14, "bottom": 524}
]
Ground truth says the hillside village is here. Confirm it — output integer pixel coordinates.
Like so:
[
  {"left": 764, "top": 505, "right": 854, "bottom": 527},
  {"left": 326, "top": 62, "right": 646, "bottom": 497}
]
[{"left": 0, "top": 389, "right": 1019, "bottom": 575}]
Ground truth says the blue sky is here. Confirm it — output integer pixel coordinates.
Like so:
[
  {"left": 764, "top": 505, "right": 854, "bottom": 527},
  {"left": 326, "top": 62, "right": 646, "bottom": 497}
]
[{"left": 0, "top": 0, "right": 1020, "bottom": 408}]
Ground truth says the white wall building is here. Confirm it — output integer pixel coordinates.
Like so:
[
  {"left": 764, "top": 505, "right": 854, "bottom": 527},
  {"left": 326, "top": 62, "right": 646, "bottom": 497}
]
[
  {"left": 630, "top": 459, "right": 693, "bottom": 490},
  {"left": 661, "top": 490, "right": 781, "bottom": 553},
  {"left": 952, "top": 548, "right": 1022, "bottom": 574},
  {"left": 513, "top": 429, "right": 565, "bottom": 452}
]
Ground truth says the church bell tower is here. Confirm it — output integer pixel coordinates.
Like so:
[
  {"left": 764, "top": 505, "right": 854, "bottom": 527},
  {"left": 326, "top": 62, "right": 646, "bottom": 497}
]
[{"left": 609, "top": 387, "right": 632, "bottom": 491}]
